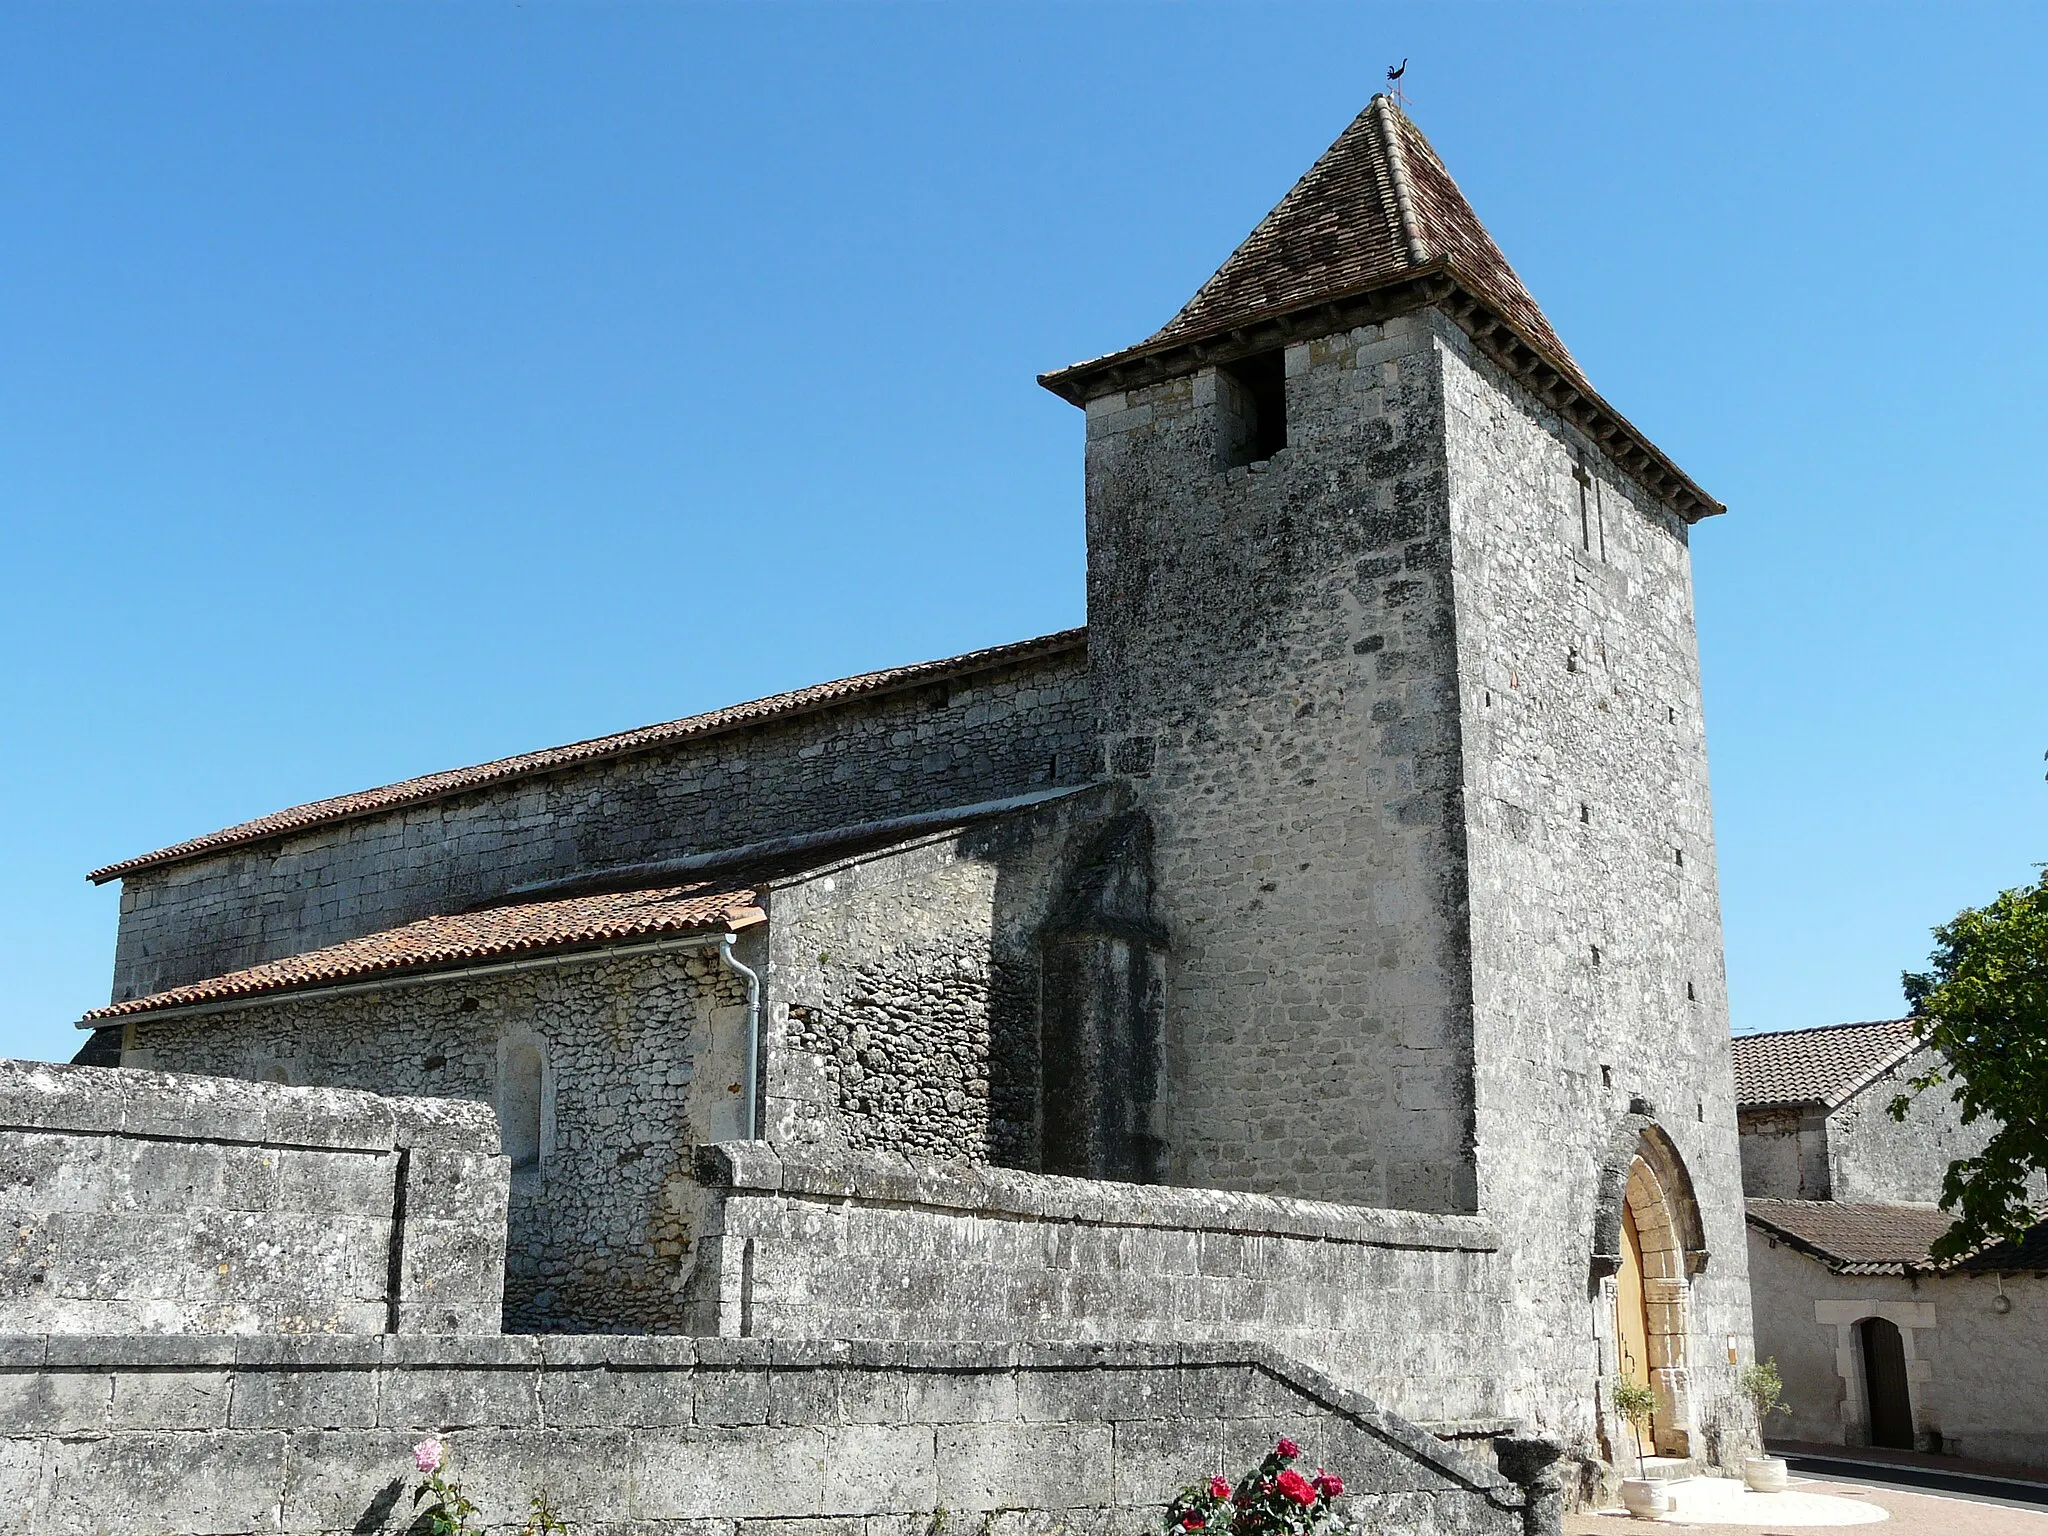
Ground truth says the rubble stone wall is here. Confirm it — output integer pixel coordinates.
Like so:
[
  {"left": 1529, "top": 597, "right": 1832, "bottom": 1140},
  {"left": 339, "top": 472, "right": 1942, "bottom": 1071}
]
[
  {"left": 0, "top": 1061, "right": 506, "bottom": 1336},
  {"left": 0, "top": 1335, "right": 1529, "bottom": 1536},
  {"left": 121, "top": 948, "right": 743, "bottom": 1337},
  {"left": 764, "top": 788, "right": 1128, "bottom": 1172},
  {"left": 109, "top": 645, "right": 1093, "bottom": 1004}
]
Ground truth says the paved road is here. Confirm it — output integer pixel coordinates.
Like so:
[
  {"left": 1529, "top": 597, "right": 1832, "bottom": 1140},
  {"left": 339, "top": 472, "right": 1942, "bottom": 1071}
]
[
  {"left": 1780, "top": 1454, "right": 2048, "bottom": 1512},
  {"left": 1565, "top": 1475, "right": 2048, "bottom": 1535}
]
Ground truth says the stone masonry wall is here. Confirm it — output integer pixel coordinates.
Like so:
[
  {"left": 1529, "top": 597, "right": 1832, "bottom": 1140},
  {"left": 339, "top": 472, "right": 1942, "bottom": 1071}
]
[
  {"left": 110, "top": 647, "right": 1092, "bottom": 1004},
  {"left": 122, "top": 946, "right": 744, "bottom": 1336},
  {"left": 765, "top": 789, "right": 1125, "bottom": 1171},
  {"left": 1747, "top": 1226, "right": 2048, "bottom": 1470},
  {"left": 1439, "top": 314, "right": 1752, "bottom": 1453},
  {"left": 0, "top": 1336, "right": 1531, "bottom": 1536},
  {"left": 1081, "top": 312, "right": 1476, "bottom": 1211},
  {"left": 0, "top": 1061, "right": 505, "bottom": 1335},
  {"left": 685, "top": 1145, "right": 1512, "bottom": 1431},
  {"left": 1825, "top": 1046, "right": 2009, "bottom": 1206},
  {"left": 1736, "top": 1107, "right": 1830, "bottom": 1200}
]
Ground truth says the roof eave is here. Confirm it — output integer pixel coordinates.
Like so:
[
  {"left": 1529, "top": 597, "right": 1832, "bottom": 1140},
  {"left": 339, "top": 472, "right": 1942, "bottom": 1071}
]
[
  {"left": 1038, "top": 264, "right": 1725, "bottom": 527},
  {"left": 87, "top": 629, "right": 1088, "bottom": 886},
  {"left": 78, "top": 904, "right": 767, "bottom": 1028}
]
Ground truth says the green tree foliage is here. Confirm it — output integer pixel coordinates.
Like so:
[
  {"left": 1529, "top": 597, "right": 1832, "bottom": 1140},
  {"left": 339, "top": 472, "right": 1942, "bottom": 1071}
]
[{"left": 1891, "top": 868, "right": 2048, "bottom": 1263}]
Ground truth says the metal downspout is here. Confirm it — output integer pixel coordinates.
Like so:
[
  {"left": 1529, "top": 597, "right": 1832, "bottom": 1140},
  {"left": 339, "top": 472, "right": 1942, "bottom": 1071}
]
[{"left": 718, "top": 932, "right": 763, "bottom": 1141}]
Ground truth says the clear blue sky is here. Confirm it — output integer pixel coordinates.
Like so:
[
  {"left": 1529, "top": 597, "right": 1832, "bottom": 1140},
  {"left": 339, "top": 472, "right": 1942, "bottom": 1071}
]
[{"left": 4, "top": 3, "right": 2044, "bottom": 1062}]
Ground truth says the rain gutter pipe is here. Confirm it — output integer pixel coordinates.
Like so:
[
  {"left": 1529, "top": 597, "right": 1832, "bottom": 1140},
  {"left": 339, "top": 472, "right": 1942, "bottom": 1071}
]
[{"left": 718, "top": 933, "right": 763, "bottom": 1141}]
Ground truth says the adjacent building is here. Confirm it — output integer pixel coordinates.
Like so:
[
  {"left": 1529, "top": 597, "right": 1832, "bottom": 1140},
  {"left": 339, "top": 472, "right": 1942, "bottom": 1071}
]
[{"left": 1735, "top": 1019, "right": 2048, "bottom": 1471}]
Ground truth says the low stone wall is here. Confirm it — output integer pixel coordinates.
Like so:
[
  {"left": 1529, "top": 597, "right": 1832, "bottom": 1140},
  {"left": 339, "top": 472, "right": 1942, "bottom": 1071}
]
[
  {"left": 687, "top": 1147, "right": 1510, "bottom": 1427},
  {"left": 0, "top": 1335, "right": 1536, "bottom": 1536},
  {"left": 0, "top": 1062, "right": 508, "bottom": 1335}
]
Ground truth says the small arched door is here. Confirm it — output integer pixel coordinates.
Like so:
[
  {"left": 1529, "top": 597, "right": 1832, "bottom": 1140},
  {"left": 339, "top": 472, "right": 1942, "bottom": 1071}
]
[
  {"left": 1858, "top": 1317, "right": 1914, "bottom": 1449},
  {"left": 1614, "top": 1199, "right": 1658, "bottom": 1447}
]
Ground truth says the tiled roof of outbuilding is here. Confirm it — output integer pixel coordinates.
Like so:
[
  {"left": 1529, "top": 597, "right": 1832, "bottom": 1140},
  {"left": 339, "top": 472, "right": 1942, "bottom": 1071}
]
[
  {"left": 1965, "top": 1222, "right": 2048, "bottom": 1274},
  {"left": 1746, "top": 1199, "right": 1957, "bottom": 1275},
  {"left": 87, "top": 627, "right": 1087, "bottom": 886},
  {"left": 1748, "top": 1198, "right": 2048, "bottom": 1276},
  {"left": 1731, "top": 1018, "right": 1923, "bottom": 1110},
  {"left": 81, "top": 881, "right": 765, "bottom": 1022}
]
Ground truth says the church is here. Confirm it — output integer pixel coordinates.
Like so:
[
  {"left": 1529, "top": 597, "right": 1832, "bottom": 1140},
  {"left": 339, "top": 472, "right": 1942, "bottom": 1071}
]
[{"left": 77, "top": 95, "right": 1752, "bottom": 1483}]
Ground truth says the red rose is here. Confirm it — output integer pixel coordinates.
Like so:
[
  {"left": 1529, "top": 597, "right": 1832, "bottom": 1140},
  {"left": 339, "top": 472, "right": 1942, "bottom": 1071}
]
[
  {"left": 1180, "top": 1515, "right": 1205, "bottom": 1530},
  {"left": 1314, "top": 1473, "right": 1343, "bottom": 1498},
  {"left": 1275, "top": 1438, "right": 1300, "bottom": 1461},
  {"left": 1209, "top": 1478, "right": 1232, "bottom": 1501},
  {"left": 1274, "top": 1469, "right": 1317, "bottom": 1507}
]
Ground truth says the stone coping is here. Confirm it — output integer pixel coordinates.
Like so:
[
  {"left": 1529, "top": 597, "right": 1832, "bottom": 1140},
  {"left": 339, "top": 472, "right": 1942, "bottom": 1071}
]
[
  {"left": 0, "top": 1333, "right": 1518, "bottom": 1498},
  {"left": 696, "top": 1143, "right": 1500, "bottom": 1252},
  {"left": 0, "top": 1059, "right": 500, "bottom": 1155}
]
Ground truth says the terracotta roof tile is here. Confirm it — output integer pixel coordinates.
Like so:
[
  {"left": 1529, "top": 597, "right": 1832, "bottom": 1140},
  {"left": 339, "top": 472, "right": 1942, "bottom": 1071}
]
[
  {"left": 1039, "top": 98, "right": 1723, "bottom": 524},
  {"left": 83, "top": 881, "right": 764, "bottom": 1022},
  {"left": 1731, "top": 1018, "right": 1923, "bottom": 1110},
  {"left": 1142, "top": 97, "right": 1579, "bottom": 384},
  {"left": 1959, "top": 1222, "right": 2048, "bottom": 1275},
  {"left": 1747, "top": 1199, "right": 1956, "bottom": 1274},
  {"left": 1748, "top": 1198, "right": 2048, "bottom": 1276},
  {"left": 88, "top": 627, "right": 1086, "bottom": 886}
]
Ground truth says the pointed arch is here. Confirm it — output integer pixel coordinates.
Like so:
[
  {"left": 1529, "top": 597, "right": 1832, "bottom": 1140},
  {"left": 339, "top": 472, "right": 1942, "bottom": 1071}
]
[{"left": 1591, "top": 1111, "right": 1708, "bottom": 1283}]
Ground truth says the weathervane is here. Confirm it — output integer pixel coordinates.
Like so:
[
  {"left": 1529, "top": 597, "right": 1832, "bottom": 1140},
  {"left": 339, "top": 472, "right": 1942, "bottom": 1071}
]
[{"left": 1386, "top": 57, "right": 1410, "bottom": 113}]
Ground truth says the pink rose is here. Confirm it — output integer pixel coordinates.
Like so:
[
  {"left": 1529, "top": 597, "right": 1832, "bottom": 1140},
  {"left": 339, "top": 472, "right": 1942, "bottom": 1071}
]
[
  {"left": 1274, "top": 1469, "right": 1317, "bottom": 1507},
  {"left": 1275, "top": 1437, "right": 1300, "bottom": 1461},
  {"left": 1314, "top": 1472, "right": 1343, "bottom": 1498},
  {"left": 1208, "top": 1477, "right": 1232, "bottom": 1501},
  {"left": 413, "top": 1438, "right": 444, "bottom": 1474}
]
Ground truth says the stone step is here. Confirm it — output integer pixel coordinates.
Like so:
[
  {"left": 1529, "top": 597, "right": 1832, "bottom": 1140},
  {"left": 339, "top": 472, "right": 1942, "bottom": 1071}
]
[{"left": 1631, "top": 1456, "right": 1698, "bottom": 1481}]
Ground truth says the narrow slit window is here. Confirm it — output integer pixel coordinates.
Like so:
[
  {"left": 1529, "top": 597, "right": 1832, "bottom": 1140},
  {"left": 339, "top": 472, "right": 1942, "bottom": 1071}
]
[{"left": 1217, "top": 349, "right": 1287, "bottom": 467}]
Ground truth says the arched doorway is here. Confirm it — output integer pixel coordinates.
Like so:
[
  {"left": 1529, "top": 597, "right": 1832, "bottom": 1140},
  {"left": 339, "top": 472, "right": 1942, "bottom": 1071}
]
[
  {"left": 1594, "top": 1120, "right": 1708, "bottom": 1462},
  {"left": 1859, "top": 1317, "right": 1914, "bottom": 1449},
  {"left": 1614, "top": 1188, "right": 1658, "bottom": 1449}
]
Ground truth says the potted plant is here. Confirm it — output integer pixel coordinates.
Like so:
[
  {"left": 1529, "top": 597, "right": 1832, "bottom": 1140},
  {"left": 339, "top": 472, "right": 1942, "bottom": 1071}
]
[
  {"left": 1611, "top": 1378, "right": 1669, "bottom": 1519},
  {"left": 1739, "top": 1359, "right": 1791, "bottom": 1492}
]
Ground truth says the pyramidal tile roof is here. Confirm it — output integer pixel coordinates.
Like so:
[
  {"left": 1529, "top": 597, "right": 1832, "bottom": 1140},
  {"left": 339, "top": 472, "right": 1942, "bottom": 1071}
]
[
  {"left": 1145, "top": 95, "right": 1576, "bottom": 376},
  {"left": 1731, "top": 1018, "right": 1924, "bottom": 1110},
  {"left": 1040, "top": 97, "right": 1721, "bottom": 524}
]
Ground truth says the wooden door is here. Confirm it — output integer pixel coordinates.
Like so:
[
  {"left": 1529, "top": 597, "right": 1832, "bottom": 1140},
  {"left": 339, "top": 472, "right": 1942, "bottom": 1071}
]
[
  {"left": 1860, "top": 1317, "right": 1914, "bottom": 1449},
  {"left": 1615, "top": 1201, "right": 1658, "bottom": 1448}
]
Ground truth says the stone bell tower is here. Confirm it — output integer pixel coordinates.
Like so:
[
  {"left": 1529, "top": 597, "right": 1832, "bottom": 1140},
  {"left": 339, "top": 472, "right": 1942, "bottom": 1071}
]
[{"left": 1041, "top": 96, "right": 1752, "bottom": 1445}]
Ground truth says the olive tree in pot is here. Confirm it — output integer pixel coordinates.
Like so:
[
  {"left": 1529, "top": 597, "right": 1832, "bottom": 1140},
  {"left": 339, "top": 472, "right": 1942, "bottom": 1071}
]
[
  {"left": 1612, "top": 1379, "right": 1669, "bottom": 1520},
  {"left": 1739, "top": 1359, "right": 1792, "bottom": 1492}
]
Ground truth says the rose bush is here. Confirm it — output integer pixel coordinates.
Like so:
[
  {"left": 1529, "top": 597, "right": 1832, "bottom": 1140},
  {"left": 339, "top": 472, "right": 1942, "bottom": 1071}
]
[
  {"left": 1164, "top": 1438, "right": 1345, "bottom": 1536},
  {"left": 409, "top": 1440, "right": 572, "bottom": 1535}
]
